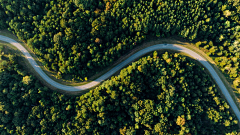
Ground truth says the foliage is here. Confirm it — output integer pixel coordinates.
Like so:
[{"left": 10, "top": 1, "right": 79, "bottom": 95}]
[
  {"left": 22, "top": 75, "right": 32, "bottom": 85},
  {"left": 69, "top": 52, "right": 239, "bottom": 134},
  {"left": 0, "top": 51, "right": 239, "bottom": 134},
  {"left": 0, "top": 5, "right": 7, "bottom": 30},
  {"left": 0, "top": 0, "right": 239, "bottom": 84},
  {"left": 0, "top": 50, "right": 76, "bottom": 134},
  {"left": 176, "top": 116, "right": 186, "bottom": 126}
]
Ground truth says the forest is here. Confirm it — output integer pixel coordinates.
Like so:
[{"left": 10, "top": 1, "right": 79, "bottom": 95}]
[
  {"left": 0, "top": 0, "right": 240, "bottom": 134},
  {"left": 0, "top": 49, "right": 239, "bottom": 134},
  {"left": 0, "top": 0, "right": 240, "bottom": 86}
]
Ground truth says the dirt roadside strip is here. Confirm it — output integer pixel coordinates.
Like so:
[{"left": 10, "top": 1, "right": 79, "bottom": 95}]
[{"left": 0, "top": 35, "right": 240, "bottom": 122}]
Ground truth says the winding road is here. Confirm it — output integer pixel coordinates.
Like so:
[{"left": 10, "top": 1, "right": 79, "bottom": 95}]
[{"left": 0, "top": 35, "right": 240, "bottom": 121}]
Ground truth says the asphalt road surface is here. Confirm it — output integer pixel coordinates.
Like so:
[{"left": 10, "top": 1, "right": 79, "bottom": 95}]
[{"left": 0, "top": 35, "right": 239, "bottom": 121}]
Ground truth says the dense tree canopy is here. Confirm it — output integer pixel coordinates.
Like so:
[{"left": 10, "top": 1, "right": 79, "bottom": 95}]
[
  {"left": 0, "top": 0, "right": 240, "bottom": 86},
  {"left": 0, "top": 50, "right": 76, "bottom": 134},
  {"left": 0, "top": 0, "right": 240, "bottom": 133},
  {"left": 0, "top": 50, "right": 239, "bottom": 134},
  {"left": 0, "top": 5, "right": 7, "bottom": 29},
  {"left": 70, "top": 51, "right": 240, "bottom": 134}
]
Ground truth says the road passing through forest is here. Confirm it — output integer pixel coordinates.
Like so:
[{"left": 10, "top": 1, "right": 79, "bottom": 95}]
[{"left": 0, "top": 35, "right": 239, "bottom": 122}]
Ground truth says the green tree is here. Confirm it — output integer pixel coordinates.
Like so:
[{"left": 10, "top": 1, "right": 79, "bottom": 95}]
[
  {"left": 176, "top": 116, "right": 186, "bottom": 126},
  {"left": 22, "top": 76, "right": 32, "bottom": 85}
]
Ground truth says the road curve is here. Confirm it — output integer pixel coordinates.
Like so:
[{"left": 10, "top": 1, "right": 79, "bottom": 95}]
[{"left": 0, "top": 35, "right": 240, "bottom": 121}]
